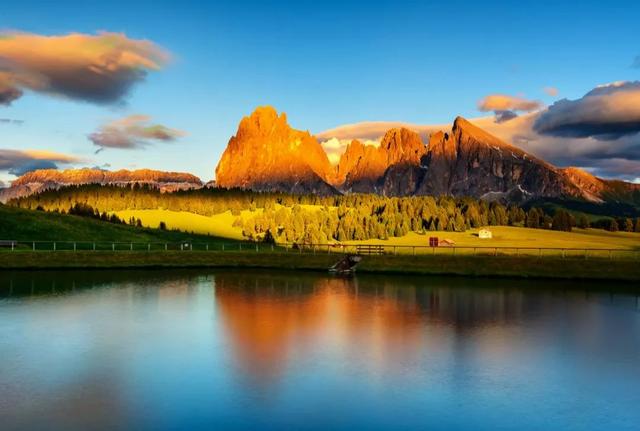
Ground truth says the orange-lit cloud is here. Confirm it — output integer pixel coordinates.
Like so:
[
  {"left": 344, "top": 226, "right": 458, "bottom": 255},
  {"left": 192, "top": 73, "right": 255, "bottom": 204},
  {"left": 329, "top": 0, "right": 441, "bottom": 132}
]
[
  {"left": 0, "top": 149, "right": 85, "bottom": 175},
  {"left": 544, "top": 86, "right": 559, "bottom": 97},
  {"left": 320, "top": 137, "right": 381, "bottom": 165},
  {"left": 534, "top": 81, "right": 640, "bottom": 139},
  {"left": 0, "top": 31, "right": 170, "bottom": 105},
  {"left": 89, "top": 115, "right": 186, "bottom": 150},
  {"left": 477, "top": 94, "right": 543, "bottom": 112},
  {"left": 316, "top": 105, "right": 640, "bottom": 180}
]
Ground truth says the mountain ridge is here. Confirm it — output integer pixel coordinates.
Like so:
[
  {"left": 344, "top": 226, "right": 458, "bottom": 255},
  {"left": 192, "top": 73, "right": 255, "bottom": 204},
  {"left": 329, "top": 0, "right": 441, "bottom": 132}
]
[
  {"left": 0, "top": 168, "right": 203, "bottom": 203},
  {"left": 3, "top": 107, "right": 638, "bottom": 205},
  {"left": 214, "top": 107, "right": 639, "bottom": 203}
]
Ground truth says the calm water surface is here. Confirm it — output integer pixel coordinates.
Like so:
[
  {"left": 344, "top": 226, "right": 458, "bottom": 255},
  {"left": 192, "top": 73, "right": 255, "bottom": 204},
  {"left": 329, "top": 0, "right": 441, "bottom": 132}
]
[{"left": 0, "top": 270, "right": 639, "bottom": 431}]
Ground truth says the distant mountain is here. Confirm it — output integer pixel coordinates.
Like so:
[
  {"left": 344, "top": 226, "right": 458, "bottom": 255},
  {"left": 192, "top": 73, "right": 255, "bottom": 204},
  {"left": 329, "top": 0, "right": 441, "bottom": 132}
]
[
  {"left": 215, "top": 106, "right": 337, "bottom": 195},
  {"left": 338, "top": 128, "right": 425, "bottom": 195},
  {"left": 214, "top": 108, "right": 639, "bottom": 204},
  {"left": 0, "top": 168, "right": 202, "bottom": 203},
  {"left": 417, "top": 117, "right": 583, "bottom": 201}
]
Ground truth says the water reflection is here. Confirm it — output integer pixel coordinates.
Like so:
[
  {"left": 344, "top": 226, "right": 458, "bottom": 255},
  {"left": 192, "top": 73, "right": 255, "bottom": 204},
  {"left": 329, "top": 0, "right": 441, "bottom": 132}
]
[
  {"left": 1, "top": 270, "right": 639, "bottom": 430},
  {"left": 212, "top": 271, "right": 640, "bottom": 389}
]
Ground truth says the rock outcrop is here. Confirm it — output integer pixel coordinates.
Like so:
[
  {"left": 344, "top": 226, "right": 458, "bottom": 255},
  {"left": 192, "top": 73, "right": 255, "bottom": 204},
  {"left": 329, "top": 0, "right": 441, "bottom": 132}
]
[
  {"left": 212, "top": 108, "right": 638, "bottom": 203},
  {"left": 334, "top": 117, "right": 581, "bottom": 200},
  {"left": 0, "top": 168, "right": 202, "bottom": 202},
  {"left": 215, "top": 106, "right": 336, "bottom": 194},
  {"left": 416, "top": 117, "right": 580, "bottom": 201},
  {"left": 337, "top": 128, "right": 426, "bottom": 194},
  {"left": 561, "top": 166, "right": 640, "bottom": 203}
]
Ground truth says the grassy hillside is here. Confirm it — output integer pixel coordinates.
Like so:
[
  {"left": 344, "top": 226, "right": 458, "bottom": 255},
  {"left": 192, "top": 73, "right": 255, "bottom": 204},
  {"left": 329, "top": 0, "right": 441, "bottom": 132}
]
[
  {"left": 113, "top": 208, "right": 640, "bottom": 253},
  {"left": 114, "top": 205, "right": 329, "bottom": 240},
  {"left": 0, "top": 204, "right": 239, "bottom": 244},
  {"left": 345, "top": 226, "right": 640, "bottom": 250},
  {"left": 114, "top": 209, "right": 248, "bottom": 240}
]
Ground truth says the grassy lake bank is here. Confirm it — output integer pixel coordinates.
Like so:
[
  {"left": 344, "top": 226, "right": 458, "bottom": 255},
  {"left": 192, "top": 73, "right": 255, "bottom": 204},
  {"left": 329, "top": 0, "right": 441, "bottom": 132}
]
[{"left": 1, "top": 251, "right": 638, "bottom": 282}]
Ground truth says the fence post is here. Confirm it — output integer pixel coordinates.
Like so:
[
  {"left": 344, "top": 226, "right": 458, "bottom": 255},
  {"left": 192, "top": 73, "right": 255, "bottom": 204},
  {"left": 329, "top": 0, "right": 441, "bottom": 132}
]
[
  {"left": 148, "top": 243, "right": 151, "bottom": 252},
  {"left": 112, "top": 243, "right": 115, "bottom": 251},
  {"left": 222, "top": 244, "right": 225, "bottom": 252},
  {"left": 206, "top": 244, "right": 209, "bottom": 251},
  {"left": 256, "top": 244, "right": 258, "bottom": 252},
  {"left": 11, "top": 241, "right": 14, "bottom": 251},
  {"left": 93, "top": 242, "right": 96, "bottom": 251},
  {"left": 73, "top": 242, "right": 76, "bottom": 252},
  {"left": 33, "top": 242, "right": 35, "bottom": 251},
  {"left": 272, "top": 244, "right": 274, "bottom": 252},
  {"left": 165, "top": 243, "right": 167, "bottom": 251},
  {"left": 239, "top": 243, "right": 242, "bottom": 251},
  {"left": 54, "top": 242, "right": 56, "bottom": 251},
  {"left": 393, "top": 246, "right": 397, "bottom": 255},
  {"left": 130, "top": 243, "right": 133, "bottom": 251}
]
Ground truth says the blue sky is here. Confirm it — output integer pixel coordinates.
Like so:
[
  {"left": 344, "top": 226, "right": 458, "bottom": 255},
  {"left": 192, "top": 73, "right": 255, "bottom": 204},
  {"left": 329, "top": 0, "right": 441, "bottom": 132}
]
[{"left": 1, "top": 0, "right": 639, "bottom": 182}]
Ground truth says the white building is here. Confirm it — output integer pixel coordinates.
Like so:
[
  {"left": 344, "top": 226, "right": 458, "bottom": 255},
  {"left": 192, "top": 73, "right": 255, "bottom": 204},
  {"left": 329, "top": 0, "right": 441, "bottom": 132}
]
[{"left": 478, "top": 229, "right": 492, "bottom": 239}]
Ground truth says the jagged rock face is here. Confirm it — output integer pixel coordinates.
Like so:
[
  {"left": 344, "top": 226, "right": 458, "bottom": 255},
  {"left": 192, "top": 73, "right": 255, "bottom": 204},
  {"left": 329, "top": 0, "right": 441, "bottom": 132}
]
[
  {"left": 337, "top": 128, "right": 426, "bottom": 194},
  {"left": 12, "top": 168, "right": 201, "bottom": 186},
  {"left": 336, "top": 140, "right": 387, "bottom": 193},
  {"left": 0, "top": 168, "right": 202, "bottom": 203},
  {"left": 561, "top": 166, "right": 640, "bottom": 202},
  {"left": 417, "top": 117, "right": 580, "bottom": 201},
  {"left": 212, "top": 110, "right": 636, "bottom": 203},
  {"left": 561, "top": 167, "right": 605, "bottom": 202},
  {"left": 215, "top": 106, "right": 336, "bottom": 194}
]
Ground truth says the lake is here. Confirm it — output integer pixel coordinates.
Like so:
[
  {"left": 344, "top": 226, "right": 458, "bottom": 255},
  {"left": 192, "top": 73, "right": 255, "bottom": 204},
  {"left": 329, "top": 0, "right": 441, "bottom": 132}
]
[{"left": 1, "top": 269, "right": 639, "bottom": 430}]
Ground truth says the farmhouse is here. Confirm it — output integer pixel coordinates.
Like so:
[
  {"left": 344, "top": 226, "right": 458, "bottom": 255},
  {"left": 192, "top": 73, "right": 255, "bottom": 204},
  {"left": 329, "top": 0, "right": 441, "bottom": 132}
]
[{"left": 478, "top": 229, "right": 492, "bottom": 239}]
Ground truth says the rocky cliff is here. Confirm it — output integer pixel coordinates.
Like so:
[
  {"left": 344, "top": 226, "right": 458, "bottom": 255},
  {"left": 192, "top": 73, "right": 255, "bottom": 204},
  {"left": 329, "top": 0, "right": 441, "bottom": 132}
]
[
  {"left": 416, "top": 117, "right": 581, "bottom": 201},
  {"left": 0, "top": 168, "right": 202, "bottom": 202},
  {"left": 215, "top": 106, "right": 336, "bottom": 194},
  {"left": 213, "top": 108, "right": 638, "bottom": 203},
  {"left": 336, "top": 128, "right": 426, "bottom": 194},
  {"left": 334, "top": 117, "right": 582, "bottom": 200}
]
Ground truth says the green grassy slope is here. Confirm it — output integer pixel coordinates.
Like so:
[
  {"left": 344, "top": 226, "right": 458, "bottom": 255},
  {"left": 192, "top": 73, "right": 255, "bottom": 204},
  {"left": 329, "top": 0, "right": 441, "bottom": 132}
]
[{"left": 0, "top": 204, "right": 239, "bottom": 244}]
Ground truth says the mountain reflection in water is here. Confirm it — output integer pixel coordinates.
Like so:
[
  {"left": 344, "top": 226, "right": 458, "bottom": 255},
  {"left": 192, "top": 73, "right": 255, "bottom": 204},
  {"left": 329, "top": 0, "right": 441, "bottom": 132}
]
[{"left": 1, "top": 269, "right": 639, "bottom": 431}]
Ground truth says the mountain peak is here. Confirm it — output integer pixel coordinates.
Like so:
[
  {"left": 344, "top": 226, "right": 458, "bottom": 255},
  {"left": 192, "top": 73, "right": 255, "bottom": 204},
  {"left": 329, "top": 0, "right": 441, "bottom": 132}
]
[
  {"left": 379, "top": 127, "right": 425, "bottom": 164},
  {"left": 452, "top": 116, "right": 472, "bottom": 130},
  {"left": 12, "top": 168, "right": 202, "bottom": 186},
  {"left": 1, "top": 168, "right": 203, "bottom": 203},
  {"left": 247, "top": 105, "right": 281, "bottom": 123},
  {"left": 215, "top": 107, "right": 335, "bottom": 194}
]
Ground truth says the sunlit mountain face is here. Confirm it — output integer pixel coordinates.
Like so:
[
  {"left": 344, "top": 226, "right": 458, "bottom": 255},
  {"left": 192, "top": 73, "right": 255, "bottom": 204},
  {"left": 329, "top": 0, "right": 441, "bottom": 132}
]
[
  {"left": 212, "top": 107, "right": 639, "bottom": 203},
  {"left": 1, "top": 2, "right": 640, "bottom": 187},
  {"left": 213, "top": 271, "right": 539, "bottom": 385}
]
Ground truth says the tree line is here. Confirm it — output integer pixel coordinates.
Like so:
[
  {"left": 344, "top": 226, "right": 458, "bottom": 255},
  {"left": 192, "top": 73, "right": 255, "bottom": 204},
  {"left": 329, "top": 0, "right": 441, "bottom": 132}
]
[{"left": 10, "top": 184, "right": 640, "bottom": 243}]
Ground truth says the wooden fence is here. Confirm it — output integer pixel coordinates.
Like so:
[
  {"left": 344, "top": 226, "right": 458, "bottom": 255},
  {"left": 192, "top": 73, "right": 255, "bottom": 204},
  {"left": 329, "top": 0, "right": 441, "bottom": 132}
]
[{"left": 1, "top": 240, "right": 639, "bottom": 260}]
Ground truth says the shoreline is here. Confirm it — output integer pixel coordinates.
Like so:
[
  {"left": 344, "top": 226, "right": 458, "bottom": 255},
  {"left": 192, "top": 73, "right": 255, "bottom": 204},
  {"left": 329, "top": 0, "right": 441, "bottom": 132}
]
[{"left": 1, "top": 251, "right": 639, "bottom": 282}]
